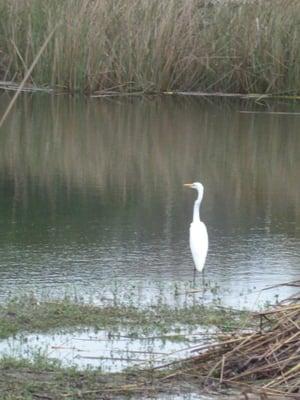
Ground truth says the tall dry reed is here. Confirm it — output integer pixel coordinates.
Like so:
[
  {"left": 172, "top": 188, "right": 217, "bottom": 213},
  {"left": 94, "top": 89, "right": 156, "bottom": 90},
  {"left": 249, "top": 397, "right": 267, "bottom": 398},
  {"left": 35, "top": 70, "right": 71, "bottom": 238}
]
[{"left": 0, "top": 0, "right": 300, "bottom": 94}]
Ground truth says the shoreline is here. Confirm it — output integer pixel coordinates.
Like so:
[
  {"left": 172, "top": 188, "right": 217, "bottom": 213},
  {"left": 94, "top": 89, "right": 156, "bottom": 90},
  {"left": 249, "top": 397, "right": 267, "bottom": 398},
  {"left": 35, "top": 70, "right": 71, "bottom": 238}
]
[
  {"left": 1, "top": 81, "right": 300, "bottom": 101},
  {"left": 0, "top": 293, "right": 298, "bottom": 399}
]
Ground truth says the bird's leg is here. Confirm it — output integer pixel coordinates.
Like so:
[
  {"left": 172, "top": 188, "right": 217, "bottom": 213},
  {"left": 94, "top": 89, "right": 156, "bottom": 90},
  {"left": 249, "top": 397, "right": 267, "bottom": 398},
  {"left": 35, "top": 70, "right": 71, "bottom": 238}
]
[
  {"left": 193, "top": 267, "right": 196, "bottom": 288},
  {"left": 201, "top": 270, "right": 205, "bottom": 287}
]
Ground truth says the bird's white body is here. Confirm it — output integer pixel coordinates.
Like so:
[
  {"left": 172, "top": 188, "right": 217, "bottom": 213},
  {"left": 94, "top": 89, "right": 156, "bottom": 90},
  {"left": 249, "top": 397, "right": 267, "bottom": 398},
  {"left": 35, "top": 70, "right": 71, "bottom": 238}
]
[
  {"left": 189, "top": 220, "right": 208, "bottom": 272},
  {"left": 184, "top": 182, "right": 208, "bottom": 272}
]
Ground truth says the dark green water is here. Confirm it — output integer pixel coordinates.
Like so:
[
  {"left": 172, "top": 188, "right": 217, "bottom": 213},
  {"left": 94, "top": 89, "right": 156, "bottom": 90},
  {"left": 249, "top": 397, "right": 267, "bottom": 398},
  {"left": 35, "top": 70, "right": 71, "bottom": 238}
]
[{"left": 0, "top": 95, "right": 299, "bottom": 308}]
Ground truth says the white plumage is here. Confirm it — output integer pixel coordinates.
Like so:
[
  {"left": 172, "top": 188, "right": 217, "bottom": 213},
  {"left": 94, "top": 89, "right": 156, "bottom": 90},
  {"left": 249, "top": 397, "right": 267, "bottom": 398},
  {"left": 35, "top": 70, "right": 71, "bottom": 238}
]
[{"left": 184, "top": 182, "right": 208, "bottom": 272}]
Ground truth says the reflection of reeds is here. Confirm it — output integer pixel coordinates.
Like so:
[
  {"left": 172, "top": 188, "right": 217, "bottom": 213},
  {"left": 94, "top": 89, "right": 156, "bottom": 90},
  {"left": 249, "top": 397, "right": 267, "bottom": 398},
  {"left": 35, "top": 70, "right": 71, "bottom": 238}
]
[
  {"left": 0, "top": 97, "right": 300, "bottom": 222},
  {"left": 1, "top": 0, "right": 300, "bottom": 93}
]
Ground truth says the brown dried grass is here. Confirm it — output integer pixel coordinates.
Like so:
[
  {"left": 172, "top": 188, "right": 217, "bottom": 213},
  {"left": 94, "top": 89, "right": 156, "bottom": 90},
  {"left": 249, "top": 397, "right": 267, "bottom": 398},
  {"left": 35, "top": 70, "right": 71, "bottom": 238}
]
[
  {"left": 1, "top": 0, "right": 300, "bottom": 94},
  {"left": 165, "top": 282, "right": 300, "bottom": 398}
]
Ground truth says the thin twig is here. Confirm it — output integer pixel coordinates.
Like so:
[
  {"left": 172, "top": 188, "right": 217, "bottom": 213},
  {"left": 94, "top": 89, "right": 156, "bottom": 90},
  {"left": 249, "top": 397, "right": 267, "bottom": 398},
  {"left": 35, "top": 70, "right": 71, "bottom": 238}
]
[{"left": 0, "top": 24, "right": 60, "bottom": 129}]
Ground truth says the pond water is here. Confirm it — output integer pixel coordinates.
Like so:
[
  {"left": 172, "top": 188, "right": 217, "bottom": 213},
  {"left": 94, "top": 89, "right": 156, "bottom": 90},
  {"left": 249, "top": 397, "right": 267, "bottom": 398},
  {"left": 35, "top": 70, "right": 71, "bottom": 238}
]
[
  {"left": 0, "top": 95, "right": 299, "bottom": 308},
  {"left": 0, "top": 326, "right": 214, "bottom": 371}
]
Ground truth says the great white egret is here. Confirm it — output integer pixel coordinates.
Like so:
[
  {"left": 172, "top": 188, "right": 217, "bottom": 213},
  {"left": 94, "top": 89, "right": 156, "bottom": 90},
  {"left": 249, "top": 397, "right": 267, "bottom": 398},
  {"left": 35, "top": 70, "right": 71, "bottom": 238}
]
[{"left": 184, "top": 182, "right": 208, "bottom": 273}]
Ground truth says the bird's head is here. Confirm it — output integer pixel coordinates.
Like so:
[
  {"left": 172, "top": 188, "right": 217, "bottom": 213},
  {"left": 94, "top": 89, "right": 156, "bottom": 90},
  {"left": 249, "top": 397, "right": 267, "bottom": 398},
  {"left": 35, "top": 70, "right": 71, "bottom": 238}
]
[
  {"left": 183, "top": 182, "right": 204, "bottom": 200},
  {"left": 183, "top": 182, "right": 204, "bottom": 191}
]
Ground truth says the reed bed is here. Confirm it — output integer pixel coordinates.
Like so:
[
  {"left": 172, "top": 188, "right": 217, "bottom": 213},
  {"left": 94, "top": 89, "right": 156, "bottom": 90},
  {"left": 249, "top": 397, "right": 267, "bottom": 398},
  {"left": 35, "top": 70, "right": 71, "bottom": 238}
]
[
  {"left": 165, "top": 282, "right": 300, "bottom": 398},
  {"left": 1, "top": 0, "right": 300, "bottom": 94}
]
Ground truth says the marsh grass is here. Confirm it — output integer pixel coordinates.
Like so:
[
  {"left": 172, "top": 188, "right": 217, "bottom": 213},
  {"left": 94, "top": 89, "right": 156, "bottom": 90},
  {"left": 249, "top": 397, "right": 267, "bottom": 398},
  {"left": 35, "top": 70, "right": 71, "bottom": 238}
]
[
  {"left": 1, "top": 0, "right": 300, "bottom": 94},
  {"left": 0, "top": 355, "right": 110, "bottom": 400},
  {"left": 0, "top": 354, "right": 179, "bottom": 400},
  {"left": 0, "top": 295, "right": 248, "bottom": 339}
]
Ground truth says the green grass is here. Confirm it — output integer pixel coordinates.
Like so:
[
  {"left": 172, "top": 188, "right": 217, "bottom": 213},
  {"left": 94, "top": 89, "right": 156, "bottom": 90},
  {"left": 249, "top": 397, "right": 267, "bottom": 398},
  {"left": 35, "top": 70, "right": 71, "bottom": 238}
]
[
  {"left": 0, "top": 353, "right": 198, "bottom": 400},
  {"left": 0, "top": 0, "right": 300, "bottom": 94},
  {"left": 0, "top": 295, "right": 249, "bottom": 339},
  {"left": 0, "top": 355, "right": 126, "bottom": 399}
]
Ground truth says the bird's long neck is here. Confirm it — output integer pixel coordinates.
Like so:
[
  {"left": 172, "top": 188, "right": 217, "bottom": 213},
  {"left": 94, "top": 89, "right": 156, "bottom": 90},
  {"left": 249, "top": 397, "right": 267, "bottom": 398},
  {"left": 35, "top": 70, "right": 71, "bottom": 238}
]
[{"left": 193, "top": 192, "right": 202, "bottom": 223}]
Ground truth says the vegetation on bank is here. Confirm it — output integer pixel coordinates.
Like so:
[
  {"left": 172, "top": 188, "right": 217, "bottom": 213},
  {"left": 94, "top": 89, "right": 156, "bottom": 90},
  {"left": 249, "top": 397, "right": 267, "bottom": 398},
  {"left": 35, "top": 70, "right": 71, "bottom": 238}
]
[
  {"left": 168, "top": 301, "right": 300, "bottom": 398},
  {"left": 0, "top": 0, "right": 300, "bottom": 95},
  {"left": 0, "top": 355, "right": 155, "bottom": 400},
  {"left": 0, "top": 296, "right": 249, "bottom": 398},
  {"left": 0, "top": 295, "right": 247, "bottom": 339},
  {"left": 1, "top": 297, "right": 299, "bottom": 399},
  {"left": 0, "top": 355, "right": 201, "bottom": 400}
]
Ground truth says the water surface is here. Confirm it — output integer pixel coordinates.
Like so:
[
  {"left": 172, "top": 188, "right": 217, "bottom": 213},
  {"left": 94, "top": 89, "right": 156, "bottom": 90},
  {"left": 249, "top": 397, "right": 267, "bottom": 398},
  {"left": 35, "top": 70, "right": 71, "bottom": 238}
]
[
  {"left": 0, "top": 95, "right": 299, "bottom": 308},
  {"left": 0, "top": 326, "right": 213, "bottom": 371}
]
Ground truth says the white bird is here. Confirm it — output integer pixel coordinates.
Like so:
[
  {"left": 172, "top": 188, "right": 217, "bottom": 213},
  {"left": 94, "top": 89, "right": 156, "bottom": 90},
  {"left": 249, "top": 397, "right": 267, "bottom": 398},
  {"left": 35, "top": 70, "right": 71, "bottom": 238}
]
[{"left": 184, "top": 182, "right": 208, "bottom": 273}]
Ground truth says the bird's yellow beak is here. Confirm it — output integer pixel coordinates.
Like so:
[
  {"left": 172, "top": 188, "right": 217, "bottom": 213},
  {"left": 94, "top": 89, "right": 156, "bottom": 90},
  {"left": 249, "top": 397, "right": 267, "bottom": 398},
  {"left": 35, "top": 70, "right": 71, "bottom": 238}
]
[{"left": 183, "top": 183, "right": 193, "bottom": 188}]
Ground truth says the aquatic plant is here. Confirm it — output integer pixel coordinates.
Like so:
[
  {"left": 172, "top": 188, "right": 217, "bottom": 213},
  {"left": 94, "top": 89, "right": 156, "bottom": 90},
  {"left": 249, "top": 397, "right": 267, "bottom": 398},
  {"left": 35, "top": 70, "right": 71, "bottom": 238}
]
[{"left": 0, "top": 294, "right": 246, "bottom": 339}]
